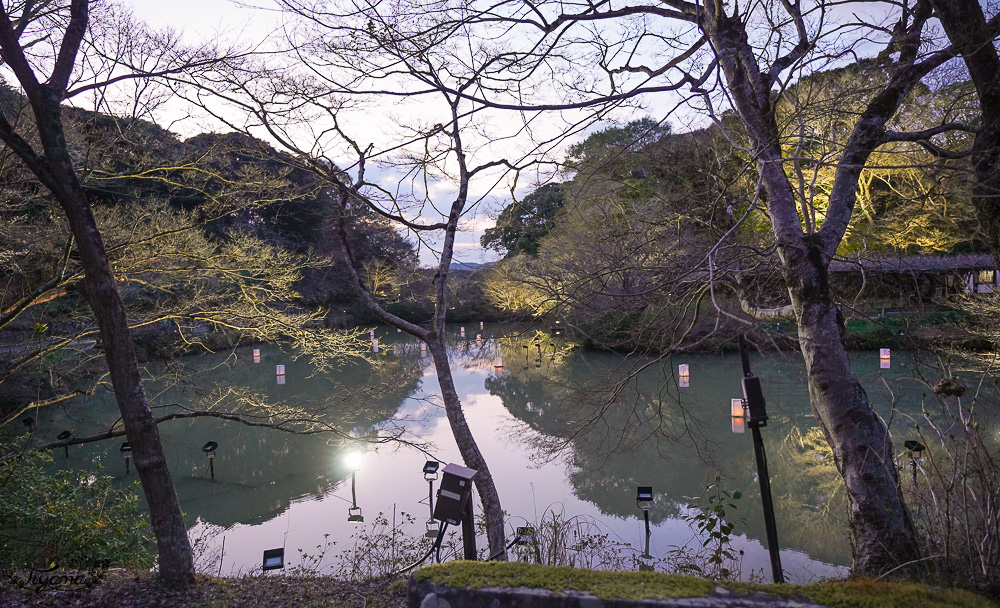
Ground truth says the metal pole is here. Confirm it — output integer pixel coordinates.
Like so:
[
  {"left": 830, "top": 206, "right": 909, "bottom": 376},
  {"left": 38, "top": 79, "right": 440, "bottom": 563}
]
[
  {"left": 209, "top": 457, "right": 215, "bottom": 480},
  {"left": 749, "top": 420, "right": 784, "bottom": 583},
  {"left": 428, "top": 479, "right": 435, "bottom": 518},
  {"left": 461, "top": 497, "right": 477, "bottom": 560},
  {"left": 351, "top": 471, "right": 357, "bottom": 508},
  {"left": 738, "top": 334, "right": 784, "bottom": 584},
  {"left": 643, "top": 510, "right": 651, "bottom": 558}
]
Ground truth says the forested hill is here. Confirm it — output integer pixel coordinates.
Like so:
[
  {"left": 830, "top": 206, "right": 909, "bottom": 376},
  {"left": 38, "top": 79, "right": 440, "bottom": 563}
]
[
  {"left": 0, "top": 82, "right": 478, "bottom": 415},
  {"left": 479, "top": 63, "right": 987, "bottom": 352}
]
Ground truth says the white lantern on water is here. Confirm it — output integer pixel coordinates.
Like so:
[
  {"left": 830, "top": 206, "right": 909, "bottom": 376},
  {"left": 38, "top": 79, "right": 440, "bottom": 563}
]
[
  {"left": 880, "top": 348, "right": 891, "bottom": 369},
  {"left": 731, "top": 398, "right": 746, "bottom": 434},
  {"left": 253, "top": 348, "right": 260, "bottom": 363}
]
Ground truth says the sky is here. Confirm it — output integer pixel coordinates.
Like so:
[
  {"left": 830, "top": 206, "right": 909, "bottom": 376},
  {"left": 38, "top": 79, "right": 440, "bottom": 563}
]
[{"left": 127, "top": 0, "right": 508, "bottom": 267}]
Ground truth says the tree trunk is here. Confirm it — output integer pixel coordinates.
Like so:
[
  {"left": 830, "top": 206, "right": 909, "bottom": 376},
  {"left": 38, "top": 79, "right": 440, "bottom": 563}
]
[
  {"left": 781, "top": 239, "right": 920, "bottom": 576},
  {"left": 930, "top": 0, "right": 1000, "bottom": 264},
  {"left": 702, "top": 6, "right": 921, "bottom": 577},
  {"left": 54, "top": 181, "right": 197, "bottom": 588},
  {"left": 428, "top": 338, "right": 507, "bottom": 560},
  {"left": 10, "top": 92, "right": 196, "bottom": 590}
]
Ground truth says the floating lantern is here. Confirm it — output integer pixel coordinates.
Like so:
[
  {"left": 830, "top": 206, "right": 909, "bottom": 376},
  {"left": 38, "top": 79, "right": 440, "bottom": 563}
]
[
  {"left": 460, "top": 327, "right": 465, "bottom": 338},
  {"left": 372, "top": 339, "right": 379, "bottom": 353},
  {"left": 276, "top": 364, "right": 286, "bottom": 385},
  {"left": 679, "top": 363, "right": 690, "bottom": 387},
  {"left": 494, "top": 357, "right": 503, "bottom": 370},
  {"left": 731, "top": 398, "right": 746, "bottom": 434},
  {"left": 480, "top": 321, "right": 484, "bottom": 330},
  {"left": 420, "top": 342, "right": 427, "bottom": 354},
  {"left": 253, "top": 348, "right": 261, "bottom": 363},
  {"left": 880, "top": 348, "right": 891, "bottom": 369}
]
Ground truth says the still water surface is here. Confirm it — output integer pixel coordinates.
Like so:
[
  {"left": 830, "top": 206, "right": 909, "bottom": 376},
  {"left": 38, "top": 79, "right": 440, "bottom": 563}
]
[{"left": 44, "top": 326, "right": 945, "bottom": 581}]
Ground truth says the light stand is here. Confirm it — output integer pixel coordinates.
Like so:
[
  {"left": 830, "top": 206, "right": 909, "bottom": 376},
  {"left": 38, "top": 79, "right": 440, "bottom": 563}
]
[
  {"left": 57, "top": 430, "right": 71, "bottom": 458},
  {"left": 120, "top": 442, "right": 132, "bottom": 475},
  {"left": 345, "top": 451, "right": 363, "bottom": 522},
  {"left": 636, "top": 486, "right": 653, "bottom": 561},
  {"left": 904, "top": 440, "right": 925, "bottom": 486},
  {"left": 423, "top": 461, "right": 440, "bottom": 538},
  {"left": 203, "top": 441, "right": 218, "bottom": 480},
  {"left": 737, "top": 334, "right": 784, "bottom": 583}
]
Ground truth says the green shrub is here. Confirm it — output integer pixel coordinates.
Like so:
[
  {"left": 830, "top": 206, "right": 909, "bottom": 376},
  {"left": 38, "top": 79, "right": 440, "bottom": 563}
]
[{"left": 0, "top": 446, "right": 153, "bottom": 570}]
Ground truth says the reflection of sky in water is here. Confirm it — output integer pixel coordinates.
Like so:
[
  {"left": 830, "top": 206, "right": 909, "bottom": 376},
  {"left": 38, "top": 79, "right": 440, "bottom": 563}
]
[{"left": 42, "top": 326, "right": 967, "bottom": 581}]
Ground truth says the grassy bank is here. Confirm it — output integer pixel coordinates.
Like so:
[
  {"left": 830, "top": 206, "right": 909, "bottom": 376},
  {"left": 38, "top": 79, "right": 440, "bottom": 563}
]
[{"left": 0, "top": 571, "right": 407, "bottom": 608}]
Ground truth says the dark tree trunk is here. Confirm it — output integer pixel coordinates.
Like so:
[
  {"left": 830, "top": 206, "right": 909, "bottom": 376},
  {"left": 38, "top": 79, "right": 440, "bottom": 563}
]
[
  {"left": 46, "top": 158, "right": 197, "bottom": 589},
  {"left": 330, "top": 181, "right": 508, "bottom": 559},
  {"left": 0, "top": 0, "right": 195, "bottom": 587},
  {"left": 429, "top": 340, "right": 507, "bottom": 559},
  {"left": 702, "top": 6, "right": 921, "bottom": 577},
  {"left": 931, "top": 0, "right": 1000, "bottom": 263},
  {"left": 780, "top": 239, "right": 920, "bottom": 576}
]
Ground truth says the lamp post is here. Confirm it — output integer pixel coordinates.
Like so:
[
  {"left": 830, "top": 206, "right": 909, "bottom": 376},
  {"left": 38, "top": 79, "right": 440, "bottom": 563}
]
[
  {"left": 120, "top": 442, "right": 132, "bottom": 475},
  {"left": 515, "top": 526, "right": 541, "bottom": 563},
  {"left": 57, "top": 430, "right": 71, "bottom": 458},
  {"left": 904, "top": 440, "right": 925, "bottom": 485},
  {"left": 735, "top": 334, "right": 784, "bottom": 583},
  {"left": 345, "top": 451, "right": 363, "bottom": 522},
  {"left": 423, "top": 461, "right": 440, "bottom": 537},
  {"left": 203, "top": 441, "right": 218, "bottom": 480},
  {"left": 636, "top": 486, "right": 654, "bottom": 560}
]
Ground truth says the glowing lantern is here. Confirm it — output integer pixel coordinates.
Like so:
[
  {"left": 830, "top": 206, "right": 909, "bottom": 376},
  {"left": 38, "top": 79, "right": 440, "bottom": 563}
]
[{"left": 731, "top": 398, "right": 746, "bottom": 434}]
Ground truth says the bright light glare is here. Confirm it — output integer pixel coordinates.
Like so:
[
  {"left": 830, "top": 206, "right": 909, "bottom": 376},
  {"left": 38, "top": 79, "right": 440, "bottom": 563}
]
[{"left": 344, "top": 451, "right": 363, "bottom": 471}]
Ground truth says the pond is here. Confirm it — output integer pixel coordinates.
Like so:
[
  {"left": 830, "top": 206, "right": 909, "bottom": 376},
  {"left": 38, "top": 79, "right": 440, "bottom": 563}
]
[{"left": 39, "top": 325, "right": 959, "bottom": 581}]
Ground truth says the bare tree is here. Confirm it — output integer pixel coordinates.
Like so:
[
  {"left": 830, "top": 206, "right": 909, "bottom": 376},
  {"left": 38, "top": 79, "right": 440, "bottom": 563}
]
[
  {"left": 267, "top": 0, "right": 988, "bottom": 577},
  {"left": 929, "top": 1, "right": 1000, "bottom": 261},
  {"left": 171, "top": 0, "right": 995, "bottom": 575},
  {"left": 0, "top": 0, "right": 229, "bottom": 587}
]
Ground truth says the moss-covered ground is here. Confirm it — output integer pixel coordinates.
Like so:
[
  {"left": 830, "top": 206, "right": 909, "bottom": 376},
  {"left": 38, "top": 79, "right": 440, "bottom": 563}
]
[{"left": 415, "top": 561, "right": 998, "bottom": 608}]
